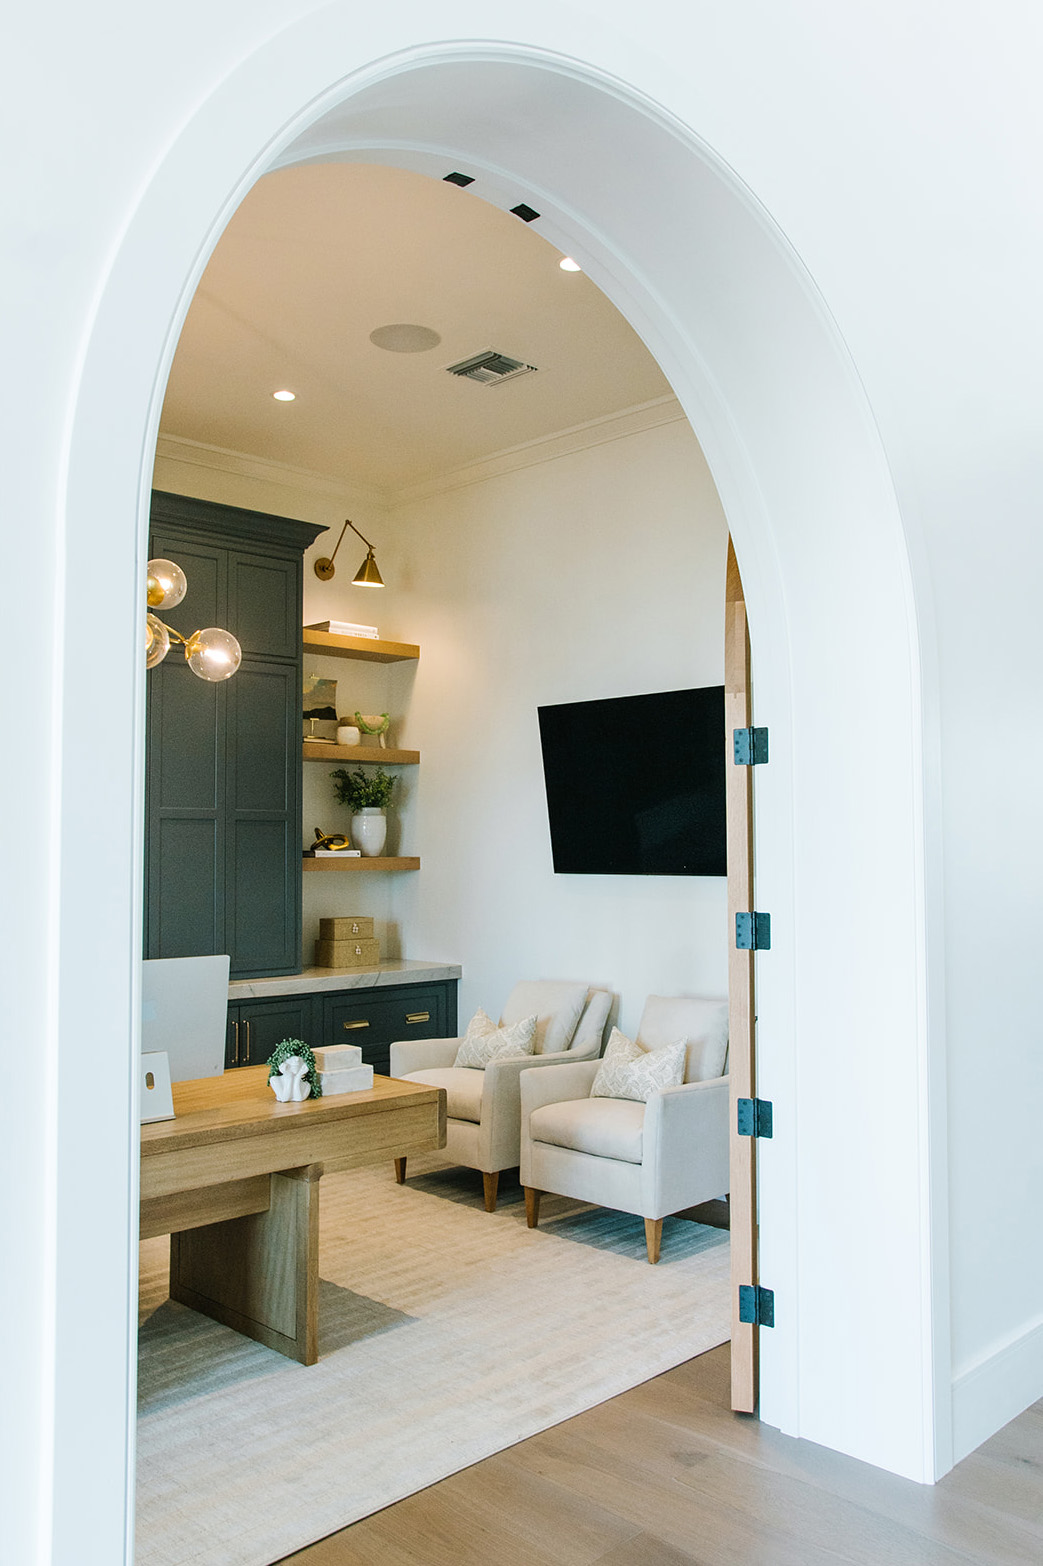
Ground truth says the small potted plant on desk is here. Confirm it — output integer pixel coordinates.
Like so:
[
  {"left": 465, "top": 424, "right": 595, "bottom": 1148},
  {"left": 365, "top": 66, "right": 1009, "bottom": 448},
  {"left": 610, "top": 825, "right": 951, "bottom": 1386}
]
[{"left": 330, "top": 765, "right": 396, "bottom": 857}]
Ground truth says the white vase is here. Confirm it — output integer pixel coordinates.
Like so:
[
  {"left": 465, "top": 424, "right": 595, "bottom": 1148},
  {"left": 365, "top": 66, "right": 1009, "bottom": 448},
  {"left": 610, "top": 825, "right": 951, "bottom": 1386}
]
[{"left": 351, "top": 807, "right": 387, "bottom": 857}]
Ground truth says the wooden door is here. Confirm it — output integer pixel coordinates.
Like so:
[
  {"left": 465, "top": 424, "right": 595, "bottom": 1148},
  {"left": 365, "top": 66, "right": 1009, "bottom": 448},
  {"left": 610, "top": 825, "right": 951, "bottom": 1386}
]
[{"left": 726, "top": 539, "right": 759, "bottom": 1413}]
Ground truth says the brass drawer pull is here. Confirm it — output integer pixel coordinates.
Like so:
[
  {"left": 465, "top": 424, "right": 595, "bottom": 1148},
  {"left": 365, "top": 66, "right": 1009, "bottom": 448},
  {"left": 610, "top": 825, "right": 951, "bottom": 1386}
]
[
  {"left": 343, "top": 1020, "right": 370, "bottom": 1030},
  {"left": 406, "top": 1011, "right": 430, "bottom": 1024}
]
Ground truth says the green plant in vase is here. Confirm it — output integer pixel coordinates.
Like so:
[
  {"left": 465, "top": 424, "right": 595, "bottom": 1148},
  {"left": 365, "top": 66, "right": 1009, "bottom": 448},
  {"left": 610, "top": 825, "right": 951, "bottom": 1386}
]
[{"left": 330, "top": 766, "right": 396, "bottom": 856}]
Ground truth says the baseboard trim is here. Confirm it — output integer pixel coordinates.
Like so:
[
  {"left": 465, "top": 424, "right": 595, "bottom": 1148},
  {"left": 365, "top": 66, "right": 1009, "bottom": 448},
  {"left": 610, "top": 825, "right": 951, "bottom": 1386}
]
[{"left": 951, "top": 1313, "right": 1043, "bottom": 1463}]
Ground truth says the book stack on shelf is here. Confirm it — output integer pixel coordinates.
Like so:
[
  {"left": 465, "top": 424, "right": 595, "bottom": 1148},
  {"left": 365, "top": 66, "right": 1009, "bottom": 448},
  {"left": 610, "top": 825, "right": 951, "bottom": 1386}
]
[{"left": 306, "top": 620, "right": 379, "bottom": 639}]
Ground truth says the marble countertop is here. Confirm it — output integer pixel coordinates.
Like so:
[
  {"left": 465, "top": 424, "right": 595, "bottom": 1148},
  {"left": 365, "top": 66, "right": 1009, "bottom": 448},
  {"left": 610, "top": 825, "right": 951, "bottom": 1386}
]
[{"left": 229, "top": 958, "right": 462, "bottom": 1001}]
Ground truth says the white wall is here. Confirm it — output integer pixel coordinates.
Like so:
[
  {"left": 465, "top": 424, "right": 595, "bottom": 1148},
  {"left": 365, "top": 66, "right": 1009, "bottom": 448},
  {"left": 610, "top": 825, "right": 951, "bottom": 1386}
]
[{"left": 384, "top": 412, "right": 729, "bottom": 1031}]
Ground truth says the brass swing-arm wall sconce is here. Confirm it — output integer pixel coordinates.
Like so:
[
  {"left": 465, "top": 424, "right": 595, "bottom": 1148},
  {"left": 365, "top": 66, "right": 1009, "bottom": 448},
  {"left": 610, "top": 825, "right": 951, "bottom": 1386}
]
[
  {"left": 146, "top": 559, "right": 243, "bottom": 682},
  {"left": 313, "top": 519, "right": 384, "bottom": 586}
]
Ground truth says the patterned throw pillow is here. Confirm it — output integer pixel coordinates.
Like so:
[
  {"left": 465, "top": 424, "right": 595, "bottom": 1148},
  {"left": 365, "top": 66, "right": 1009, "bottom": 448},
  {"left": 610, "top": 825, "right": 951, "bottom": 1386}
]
[
  {"left": 590, "top": 1026, "right": 687, "bottom": 1102},
  {"left": 454, "top": 1007, "right": 538, "bottom": 1068}
]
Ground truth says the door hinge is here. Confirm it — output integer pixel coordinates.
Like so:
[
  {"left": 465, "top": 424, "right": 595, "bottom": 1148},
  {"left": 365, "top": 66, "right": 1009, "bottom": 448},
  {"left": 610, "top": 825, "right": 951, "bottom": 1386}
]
[
  {"left": 738, "top": 1284, "right": 775, "bottom": 1328},
  {"left": 735, "top": 911, "right": 771, "bottom": 950},
  {"left": 737, "top": 1097, "right": 773, "bottom": 1138},
  {"left": 733, "top": 726, "right": 769, "bottom": 765}
]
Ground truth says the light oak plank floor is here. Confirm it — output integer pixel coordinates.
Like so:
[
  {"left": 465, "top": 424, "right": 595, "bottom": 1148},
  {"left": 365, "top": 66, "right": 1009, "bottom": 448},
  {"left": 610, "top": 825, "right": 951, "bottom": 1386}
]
[{"left": 278, "top": 1344, "right": 1043, "bottom": 1565}]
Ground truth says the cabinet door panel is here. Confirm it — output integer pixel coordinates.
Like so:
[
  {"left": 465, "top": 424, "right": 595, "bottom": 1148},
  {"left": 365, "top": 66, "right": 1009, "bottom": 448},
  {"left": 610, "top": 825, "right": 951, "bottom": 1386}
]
[
  {"left": 230, "top": 552, "right": 299, "bottom": 659},
  {"left": 228, "top": 819, "right": 298, "bottom": 975},
  {"left": 225, "top": 662, "right": 300, "bottom": 977},
  {"left": 154, "top": 664, "right": 221, "bottom": 812},
  {"left": 229, "top": 665, "right": 295, "bottom": 813},
  {"left": 240, "top": 997, "right": 315, "bottom": 1067},
  {"left": 150, "top": 817, "right": 222, "bottom": 957},
  {"left": 148, "top": 532, "right": 224, "bottom": 638}
]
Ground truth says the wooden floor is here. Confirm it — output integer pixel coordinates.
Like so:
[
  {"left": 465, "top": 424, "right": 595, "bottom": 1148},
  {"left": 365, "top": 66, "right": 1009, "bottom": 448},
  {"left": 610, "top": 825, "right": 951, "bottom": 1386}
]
[{"left": 278, "top": 1342, "right": 1043, "bottom": 1565}]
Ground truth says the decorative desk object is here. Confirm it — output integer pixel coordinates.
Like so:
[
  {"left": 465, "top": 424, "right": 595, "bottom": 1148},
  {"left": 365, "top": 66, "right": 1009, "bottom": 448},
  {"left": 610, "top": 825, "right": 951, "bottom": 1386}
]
[
  {"left": 331, "top": 766, "right": 395, "bottom": 857},
  {"left": 336, "top": 723, "right": 361, "bottom": 745},
  {"left": 303, "top": 674, "right": 338, "bottom": 741},
  {"left": 313, "top": 1043, "right": 374, "bottom": 1095},
  {"left": 315, "top": 914, "right": 380, "bottom": 968},
  {"left": 355, "top": 711, "right": 390, "bottom": 749},
  {"left": 267, "top": 1038, "right": 322, "bottom": 1100},
  {"left": 308, "top": 827, "right": 360, "bottom": 858}
]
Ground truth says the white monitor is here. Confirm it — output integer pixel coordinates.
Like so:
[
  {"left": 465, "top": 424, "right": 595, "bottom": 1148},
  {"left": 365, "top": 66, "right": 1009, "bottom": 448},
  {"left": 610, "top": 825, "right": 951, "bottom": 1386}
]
[{"left": 141, "top": 955, "right": 230, "bottom": 1083}]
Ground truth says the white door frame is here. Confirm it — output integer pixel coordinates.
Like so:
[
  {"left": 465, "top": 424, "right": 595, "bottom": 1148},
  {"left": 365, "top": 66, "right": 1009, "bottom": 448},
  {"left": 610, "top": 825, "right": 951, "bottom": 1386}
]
[{"left": 39, "top": 20, "right": 946, "bottom": 1562}]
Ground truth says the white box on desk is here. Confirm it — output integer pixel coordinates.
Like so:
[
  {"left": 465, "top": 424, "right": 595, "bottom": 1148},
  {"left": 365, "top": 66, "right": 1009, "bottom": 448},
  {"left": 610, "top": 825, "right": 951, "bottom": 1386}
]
[
  {"left": 319, "top": 1064, "right": 374, "bottom": 1095},
  {"left": 313, "top": 1044, "right": 363, "bottom": 1072}
]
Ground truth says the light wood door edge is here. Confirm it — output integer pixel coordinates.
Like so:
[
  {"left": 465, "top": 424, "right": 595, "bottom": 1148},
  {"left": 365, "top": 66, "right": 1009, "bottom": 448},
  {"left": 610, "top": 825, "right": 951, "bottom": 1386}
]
[{"left": 726, "top": 537, "right": 759, "bottom": 1414}]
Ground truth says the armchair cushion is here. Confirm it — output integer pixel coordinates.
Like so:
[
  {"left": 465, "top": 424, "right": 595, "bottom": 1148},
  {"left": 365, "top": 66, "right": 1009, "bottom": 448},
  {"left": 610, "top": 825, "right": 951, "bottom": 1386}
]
[
  {"left": 454, "top": 1008, "right": 537, "bottom": 1067},
  {"left": 401, "top": 1065, "right": 484, "bottom": 1123},
  {"left": 637, "top": 995, "right": 729, "bottom": 1082},
  {"left": 529, "top": 1096, "right": 645, "bottom": 1164},
  {"left": 590, "top": 1027, "right": 687, "bottom": 1102},
  {"left": 501, "top": 981, "right": 590, "bottom": 1054}
]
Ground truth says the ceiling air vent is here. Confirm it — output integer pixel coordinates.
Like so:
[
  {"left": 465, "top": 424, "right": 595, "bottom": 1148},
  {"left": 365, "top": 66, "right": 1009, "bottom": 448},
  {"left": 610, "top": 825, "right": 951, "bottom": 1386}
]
[{"left": 445, "top": 350, "right": 538, "bottom": 387}]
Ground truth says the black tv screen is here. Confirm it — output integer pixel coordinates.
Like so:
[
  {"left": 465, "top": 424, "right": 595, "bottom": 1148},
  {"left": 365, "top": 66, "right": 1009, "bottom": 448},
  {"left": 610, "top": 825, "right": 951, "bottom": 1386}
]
[{"left": 537, "top": 686, "right": 727, "bottom": 876}]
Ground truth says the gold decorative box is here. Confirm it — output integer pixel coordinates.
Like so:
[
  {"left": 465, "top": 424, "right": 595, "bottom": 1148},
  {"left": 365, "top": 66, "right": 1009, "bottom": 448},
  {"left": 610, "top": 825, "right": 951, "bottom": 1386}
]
[
  {"left": 314, "top": 936, "right": 380, "bottom": 969},
  {"left": 319, "top": 916, "right": 374, "bottom": 940}
]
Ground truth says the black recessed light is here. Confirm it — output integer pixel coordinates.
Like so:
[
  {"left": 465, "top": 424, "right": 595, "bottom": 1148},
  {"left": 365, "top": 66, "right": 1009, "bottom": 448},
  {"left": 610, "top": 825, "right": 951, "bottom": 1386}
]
[
  {"left": 444, "top": 172, "right": 475, "bottom": 187},
  {"left": 510, "top": 203, "right": 540, "bottom": 223}
]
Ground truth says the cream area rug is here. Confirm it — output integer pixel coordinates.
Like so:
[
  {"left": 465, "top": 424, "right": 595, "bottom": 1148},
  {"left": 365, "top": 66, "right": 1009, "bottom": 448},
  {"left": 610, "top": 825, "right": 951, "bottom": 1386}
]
[{"left": 136, "top": 1153, "right": 730, "bottom": 1566}]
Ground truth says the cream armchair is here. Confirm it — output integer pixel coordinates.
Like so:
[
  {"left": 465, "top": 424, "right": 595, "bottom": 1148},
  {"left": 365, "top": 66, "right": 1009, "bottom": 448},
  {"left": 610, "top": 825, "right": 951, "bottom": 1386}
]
[
  {"left": 390, "top": 981, "right": 612, "bottom": 1211},
  {"left": 520, "top": 994, "right": 729, "bottom": 1262}
]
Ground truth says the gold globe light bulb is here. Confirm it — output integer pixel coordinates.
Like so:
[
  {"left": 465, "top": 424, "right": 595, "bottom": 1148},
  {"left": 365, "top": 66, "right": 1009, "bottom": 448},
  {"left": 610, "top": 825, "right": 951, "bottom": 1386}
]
[
  {"left": 146, "top": 558, "right": 188, "bottom": 609},
  {"left": 184, "top": 627, "right": 242, "bottom": 682},
  {"left": 145, "top": 613, "right": 170, "bottom": 668}
]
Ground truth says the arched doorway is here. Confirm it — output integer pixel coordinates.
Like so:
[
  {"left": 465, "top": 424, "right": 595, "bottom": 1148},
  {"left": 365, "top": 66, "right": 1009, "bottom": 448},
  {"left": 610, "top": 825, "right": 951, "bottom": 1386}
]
[{"left": 52, "top": 27, "right": 943, "bottom": 1562}]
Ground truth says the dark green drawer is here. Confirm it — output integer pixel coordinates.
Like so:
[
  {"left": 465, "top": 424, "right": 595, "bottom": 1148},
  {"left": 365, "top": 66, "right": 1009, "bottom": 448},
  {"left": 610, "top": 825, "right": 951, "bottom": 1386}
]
[{"left": 320, "top": 983, "right": 455, "bottom": 1075}]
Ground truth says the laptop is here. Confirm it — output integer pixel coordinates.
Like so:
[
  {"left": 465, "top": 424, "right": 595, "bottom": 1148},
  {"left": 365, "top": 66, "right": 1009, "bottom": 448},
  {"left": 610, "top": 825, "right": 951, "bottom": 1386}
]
[{"left": 141, "top": 954, "right": 231, "bottom": 1083}]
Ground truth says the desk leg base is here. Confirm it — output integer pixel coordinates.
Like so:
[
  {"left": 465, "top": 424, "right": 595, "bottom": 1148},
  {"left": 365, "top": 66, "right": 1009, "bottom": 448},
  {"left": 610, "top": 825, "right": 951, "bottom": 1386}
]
[{"left": 170, "top": 1163, "right": 321, "bottom": 1365}]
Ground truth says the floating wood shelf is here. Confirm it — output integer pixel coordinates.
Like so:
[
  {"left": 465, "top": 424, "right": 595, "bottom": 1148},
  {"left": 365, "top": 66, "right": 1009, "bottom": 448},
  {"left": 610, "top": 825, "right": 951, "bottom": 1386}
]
[
  {"left": 302, "top": 856, "right": 420, "bottom": 872},
  {"left": 302, "top": 742, "right": 420, "bottom": 765},
  {"left": 302, "top": 630, "right": 420, "bottom": 663}
]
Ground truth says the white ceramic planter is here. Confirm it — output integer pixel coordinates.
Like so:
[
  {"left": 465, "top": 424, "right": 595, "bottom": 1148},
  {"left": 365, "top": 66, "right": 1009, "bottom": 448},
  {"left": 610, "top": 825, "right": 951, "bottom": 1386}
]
[{"left": 351, "top": 807, "right": 387, "bottom": 857}]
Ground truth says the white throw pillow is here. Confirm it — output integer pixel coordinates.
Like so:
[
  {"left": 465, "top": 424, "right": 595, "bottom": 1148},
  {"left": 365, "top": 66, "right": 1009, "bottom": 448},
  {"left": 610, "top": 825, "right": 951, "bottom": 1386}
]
[
  {"left": 590, "top": 1026, "right": 687, "bottom": 1102},
  {"left": 454, "top": 1007, "right": 538, "bottom": 1068}
]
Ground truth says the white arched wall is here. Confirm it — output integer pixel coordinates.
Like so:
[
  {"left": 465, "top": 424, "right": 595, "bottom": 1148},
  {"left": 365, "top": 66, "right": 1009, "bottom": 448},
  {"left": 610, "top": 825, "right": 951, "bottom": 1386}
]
[{"left": 16, "top": 12, "right": 947, "bottom": 1563}]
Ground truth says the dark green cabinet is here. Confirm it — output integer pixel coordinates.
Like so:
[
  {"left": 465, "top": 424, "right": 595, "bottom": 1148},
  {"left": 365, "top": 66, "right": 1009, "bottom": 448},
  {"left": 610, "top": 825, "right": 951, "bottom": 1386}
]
[
  {"left": 226, "top": 994, "right": 315, "bottom": 1069},
  {"left": 224, "top": 979, "right": 459, "bottom": 1074},
  {"left": 145, "top": 491, "right": 325, "bottom": 978}
]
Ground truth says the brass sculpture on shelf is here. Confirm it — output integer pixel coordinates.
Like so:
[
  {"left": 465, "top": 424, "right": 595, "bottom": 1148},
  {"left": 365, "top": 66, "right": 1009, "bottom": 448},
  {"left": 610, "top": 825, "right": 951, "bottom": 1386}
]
[{"left": 310, "top": 828, "right": 352, "bottom": 853}]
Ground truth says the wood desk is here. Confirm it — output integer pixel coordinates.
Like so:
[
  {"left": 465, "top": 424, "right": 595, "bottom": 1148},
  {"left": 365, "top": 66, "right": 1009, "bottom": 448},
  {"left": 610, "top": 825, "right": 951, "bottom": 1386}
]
[{"left": 140, "top": 1066, "right": 446, "bottom": 1364}]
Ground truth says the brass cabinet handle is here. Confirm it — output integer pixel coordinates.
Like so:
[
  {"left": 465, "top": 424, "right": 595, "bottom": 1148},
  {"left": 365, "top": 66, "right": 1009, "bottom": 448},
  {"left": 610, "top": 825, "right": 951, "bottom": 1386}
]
[
  {"left": 233, "top": 1019, "right": 240, "bottom": 1067},
  {"left": 343, "top": 1020, "right": 370, "bottom": 1030},
  {"left": 406, "top": 1012, "right": 430, "bottom": 1024},
  {"left": 244, "top": 1018, "right": 251, "bottom": 1061}
]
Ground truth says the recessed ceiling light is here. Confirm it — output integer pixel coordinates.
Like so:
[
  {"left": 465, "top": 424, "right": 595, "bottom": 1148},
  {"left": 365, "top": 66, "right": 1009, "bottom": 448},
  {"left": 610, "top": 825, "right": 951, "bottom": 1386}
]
[
  {"left": 273, "top": 389, "right": 296, "bottom": 401},
  {"left": 369, "top": 324, "right": 442, "bottom": 353},
  {"left": 559, "top": 257, "right": 582, "bottom": 273}
]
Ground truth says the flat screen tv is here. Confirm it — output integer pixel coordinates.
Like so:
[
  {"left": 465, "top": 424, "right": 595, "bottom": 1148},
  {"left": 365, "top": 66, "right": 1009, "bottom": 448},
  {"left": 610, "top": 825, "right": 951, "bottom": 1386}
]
[{"left": 537, "top": 686, "right": 727, "bottom": 876}]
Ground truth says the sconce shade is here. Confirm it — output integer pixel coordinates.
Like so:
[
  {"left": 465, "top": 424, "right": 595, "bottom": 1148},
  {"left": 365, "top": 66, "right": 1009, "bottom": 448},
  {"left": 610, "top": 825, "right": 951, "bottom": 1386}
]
[{"left": 352, "top": 548, "right": 384, "bottom": 587}]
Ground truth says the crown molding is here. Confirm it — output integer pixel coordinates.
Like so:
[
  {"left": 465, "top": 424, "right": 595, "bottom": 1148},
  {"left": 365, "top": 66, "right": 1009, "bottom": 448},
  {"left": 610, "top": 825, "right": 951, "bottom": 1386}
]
[
  {"left": 390, "top": 396, "right": 687, "bottom": 505},
  {"left": 154, "top": 395, "right": 687, "bottom": 512},
  {"left": 153, "top": 434, "right": 387, "bottom": 508}
]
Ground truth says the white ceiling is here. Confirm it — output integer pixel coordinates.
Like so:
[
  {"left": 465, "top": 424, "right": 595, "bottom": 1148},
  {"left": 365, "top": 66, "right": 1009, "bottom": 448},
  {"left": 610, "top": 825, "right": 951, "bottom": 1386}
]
[{"left": 159, "top": 161, "right": 673, "bottom": 494}]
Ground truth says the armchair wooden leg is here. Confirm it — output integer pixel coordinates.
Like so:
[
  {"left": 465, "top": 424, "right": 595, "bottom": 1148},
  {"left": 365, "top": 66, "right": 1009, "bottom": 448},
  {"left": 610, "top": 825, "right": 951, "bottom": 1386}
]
[
  {"left": 524, "top": 1187, "right": 542, "bottom": 1229},
  {"left": 644, "top": 1217, "right": 663, "bottom": 1265},
  {"left": 482, "top": 1171, "right": 499, "bottom": 1213},
  {"left": 394, "top": 1157, "right": 407, "bottom": 1185}
]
